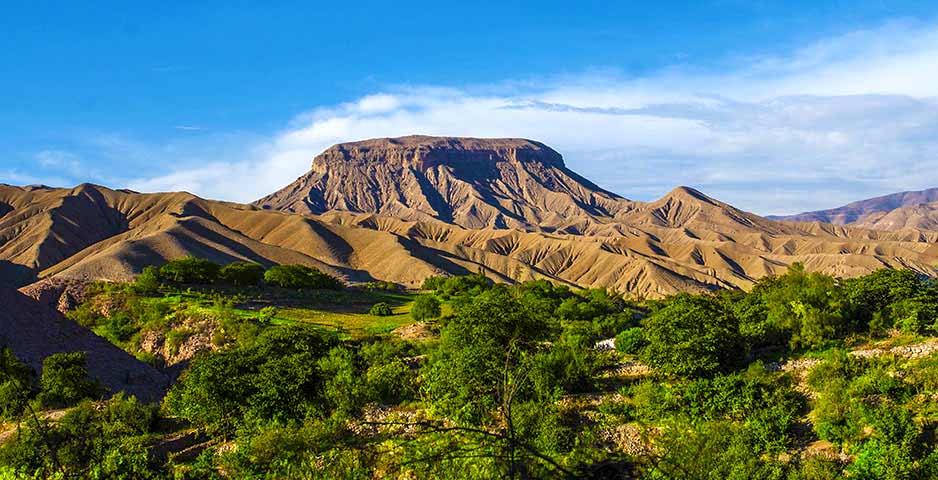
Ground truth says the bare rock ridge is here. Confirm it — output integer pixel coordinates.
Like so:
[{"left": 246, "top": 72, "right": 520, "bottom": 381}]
[
  {"left": 772, "top": 187, "right": 938, "bottom": 228},
  {"left": 255, "top": 135, "right": 630, "bottom": 231}
]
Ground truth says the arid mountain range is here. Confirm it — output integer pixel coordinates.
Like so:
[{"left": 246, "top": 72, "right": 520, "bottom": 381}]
[
  {"left": 771, "top": 187, "right": 938, "bottom": 231},
  {"left": 4, "top": 136, "right": 938, "bottom": 299}
]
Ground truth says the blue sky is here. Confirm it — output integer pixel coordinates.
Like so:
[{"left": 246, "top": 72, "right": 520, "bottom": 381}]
[{"left": 2, "top": 1, "right": 938, "bottom": 214}]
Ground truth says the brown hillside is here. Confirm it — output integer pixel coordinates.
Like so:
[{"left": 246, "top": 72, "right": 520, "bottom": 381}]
[
  {"left": 3, "top": 137, "right": 938, "bottom": 298},
  {"left": 0, "top": 288, "right": 168, "bottom": 402}
]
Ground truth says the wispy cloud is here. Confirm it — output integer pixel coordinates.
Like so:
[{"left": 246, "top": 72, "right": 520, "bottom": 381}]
[
  {"left": 107, "top": 20, "right": 938, "bottom": 214},
  {"left": 174, "top": 125, "right": 205, "bottom": 132}
]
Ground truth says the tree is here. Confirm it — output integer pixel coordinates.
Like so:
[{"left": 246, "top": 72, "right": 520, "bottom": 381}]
[
  {"left": 370, "top": 302, "right": 393, "bottom": 316},
  {"left": 641, "top": 293, "right": 743, "bottom": 377},
  {"left": 159, "top": 257, "right": 221, "bottom": 284},
  {"left": 220, "top": 262, "right": 266, "bottom": 286},
  {"left": 0, "top": 348, "right": 35, "bottom": 420},
  {"left": 615, "top": 327, "right": 645, "bottom": 354},
  {"left": 424, "top": 286, "right": 546, "bottom": 422},
  {"left": 411, "top": 295, "right": 442, "bottom": 321},
  {"left": 165, "top": 326, "right": 338, "bottom": 435},
  {"left": 132, "top": 266, "right": 161, "bottom": 294},
  {"left": 264, "top": 264, "right": 342, "bottom": 290},
  {"left": 38, "top": 352, "right": 98, "bottom": 408}
]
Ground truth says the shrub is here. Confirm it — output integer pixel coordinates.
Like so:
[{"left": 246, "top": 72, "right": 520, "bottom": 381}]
[
  {"left": 264, "top": 264, "right": 343, "bottom": 290},
  {"left": 615, "top": 327, "right": 645, "bottom": 354},
  {"left": 258, "top": 306, "right": 278, "bottom": 324},
  {"left": 0, "top": 348, "right": 35, "bottom": 420},
  {"left": 159, "top": 257, "right": 221, "bottom": 284},
  {"left": 38, "top": 352, "right": 97, "bottom": 408},
  {"left": 411, "top": 295, "right": 441, "bottom": 321},
  {"left": 366, "top": 358, "right": 415, "bottom": 404},
  {"left": 421, "top": 276, "right": 446, "bottom": 291},
  {"left": 363, "top": 281, "right": 401, "bottom": 292},
  {"left": 641, "top": 293, "right": 743, "bottom": 377},
  {"left": 165, "top": 326, "right": 338, "bottom": 434},
  {"left": 132, "top": 266, "right": 161, "bottom": 294},
  {"left": 220, "top": 262, "right": 265, "bottom": 286},
  {"left": 370, "top": 302, "right": 393, "bottom": 316},
  {"left": 0, "top": 394, "right": 159, "bottom": 479}
]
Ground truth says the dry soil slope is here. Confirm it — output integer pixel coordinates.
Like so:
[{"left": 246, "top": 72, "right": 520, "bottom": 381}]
[
  {"left": 0, "top": 287, "right": 168, "bottom": 402},
  {"left": 4, "top": 136, "right": 938, "bottom": 297}
]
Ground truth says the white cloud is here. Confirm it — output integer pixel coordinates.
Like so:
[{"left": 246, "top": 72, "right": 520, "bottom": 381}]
[
  {"left": 125, "top": 20, "right": 938, "bottom": 215},
  {"left": 35, "top": 150, "right": 85, "bottom": 177}
]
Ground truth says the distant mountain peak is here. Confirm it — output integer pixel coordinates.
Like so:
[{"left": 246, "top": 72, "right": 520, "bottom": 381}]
[
  {"left": 256, "top": 136, "right": 626, "bottom": 230},
  {"left": 773, "top": 187, "right": 938, "bottom": 229}
]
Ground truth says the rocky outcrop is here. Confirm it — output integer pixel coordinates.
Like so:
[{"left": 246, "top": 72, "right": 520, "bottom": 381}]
[
  {"left": 19, "top": 277, "right": 91, "bottom": 314},
  {"left": 254, "top": 135, "right": 630, "bottom": 231}
]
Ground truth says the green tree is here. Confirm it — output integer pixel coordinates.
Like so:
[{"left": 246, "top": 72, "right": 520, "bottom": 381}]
[
  {"left": 264, "top": 264, "right": 343, "bottom": 290},
  {"left": 755, "top": 263, "right": 848, "bottom": 350},
  {"left": 615, "top": 327, "right": 645, "bottom": 354},
  {"left": 220, "top": 262, "right": 266, "bottom": 286},
  {"left": 38, "top": 352, "right": 97, "bottom": 408},
  {"left": 641, "top": 293, "right": 743, "bottom": 377},
  {"left": 165, "top": 326, "right": 338, "bottom": 435},
  {"left": 0, "top": 348, "right": 35, "bottom": 420},
  {"left": 369, "top": 302, "right": 393, "bottom": 316},
  {"left": 411, "top": 295, "right": 442, "bottom": 321},
  {"left": 132, "top": 265, "right": 161, "bottom": 294},
  {"left": 0, "top": 394, "right": 159, "bottom": 479},
  {"left": 424, "top": 286, "right": 547, "bottom": 423},
  {"left": 159, "top": 256, "right": 221, "bottom": 284}
]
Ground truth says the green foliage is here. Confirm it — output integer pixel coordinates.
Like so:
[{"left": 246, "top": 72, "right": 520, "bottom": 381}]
[
  {"left": 644, "top": 420, "right": 788, "bottom": 480},
  {"left": 424, "top": 273, "right": 491, "bottom": 299},
  {"left": 424, "top": 286, "right": 549, "bottom": 423},
  {"left": 132, "top": 265, "right": 161, "bottom": 293},
  {"left": 0, "top": 348, "right": 35, "bottom": 420},
  {"left": 0, "top": 393, "right": 159, "bottom": 479},
  {"left": 615, "top": 327, "right": 645, "bottom": 354},
  {"left": 411, "top": 295, "right": 442, "bottom": 321},
  {"left": 369, "top": 302, "right": 393, "bottom": 316},
  {"left": 318, "top": 347, "right": 370, "bottom": 419},
  {"left": 264, "top": 264, "right": 343, "bottom": 290},
  {"left": 165, "top": 326, "right": 338, "bottom": 434},
  {"left": 527, "top": 344, "right": 596, "bottom": 400},
  {"left": 38, "top": 352, "right": 97, "bottom": 408},
  {"left": 641, "top": 293, "right": 744, "bottom": 377},
  {"left": 219, "top": 261, "right": 266, "bottom": 286},
  {"left": 159, "top": 256, "right": 221, "bottom": 284},
  {"left": 362, "top": 280, "right": 401, "bottom": 292},
  {"left": 258, "top": 305, "right": 278, "bottom": 324}
]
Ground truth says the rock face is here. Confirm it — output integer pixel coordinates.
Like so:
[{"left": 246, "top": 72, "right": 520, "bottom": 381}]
[
  {"left": 254, "top": 136, "right": 630, "bottom": 231},
  {"left": 0, "top": 288, "right": 168, "bottom": 403}
]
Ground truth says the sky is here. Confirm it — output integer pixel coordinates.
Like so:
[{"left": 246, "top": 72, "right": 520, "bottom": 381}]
[{"left": 2, "top": 1, "right": 938, "bottom": 215}]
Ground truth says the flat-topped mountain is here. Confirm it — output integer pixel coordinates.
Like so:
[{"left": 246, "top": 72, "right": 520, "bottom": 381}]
[
  {"left": 254, "top": 135, "right": 630, "bottom": 231},
  {"left": 5, "top": 142, "right": 938, "bottom": 298}
]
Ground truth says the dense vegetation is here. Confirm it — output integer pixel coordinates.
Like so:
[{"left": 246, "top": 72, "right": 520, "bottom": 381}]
[{"left": 0, "top": 262, "right": 937, "bottom": 478}]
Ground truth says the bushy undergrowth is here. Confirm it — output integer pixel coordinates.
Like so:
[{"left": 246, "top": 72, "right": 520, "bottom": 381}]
[{"left": 5, "top": 262, "right": 937, "bottom": 478}]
